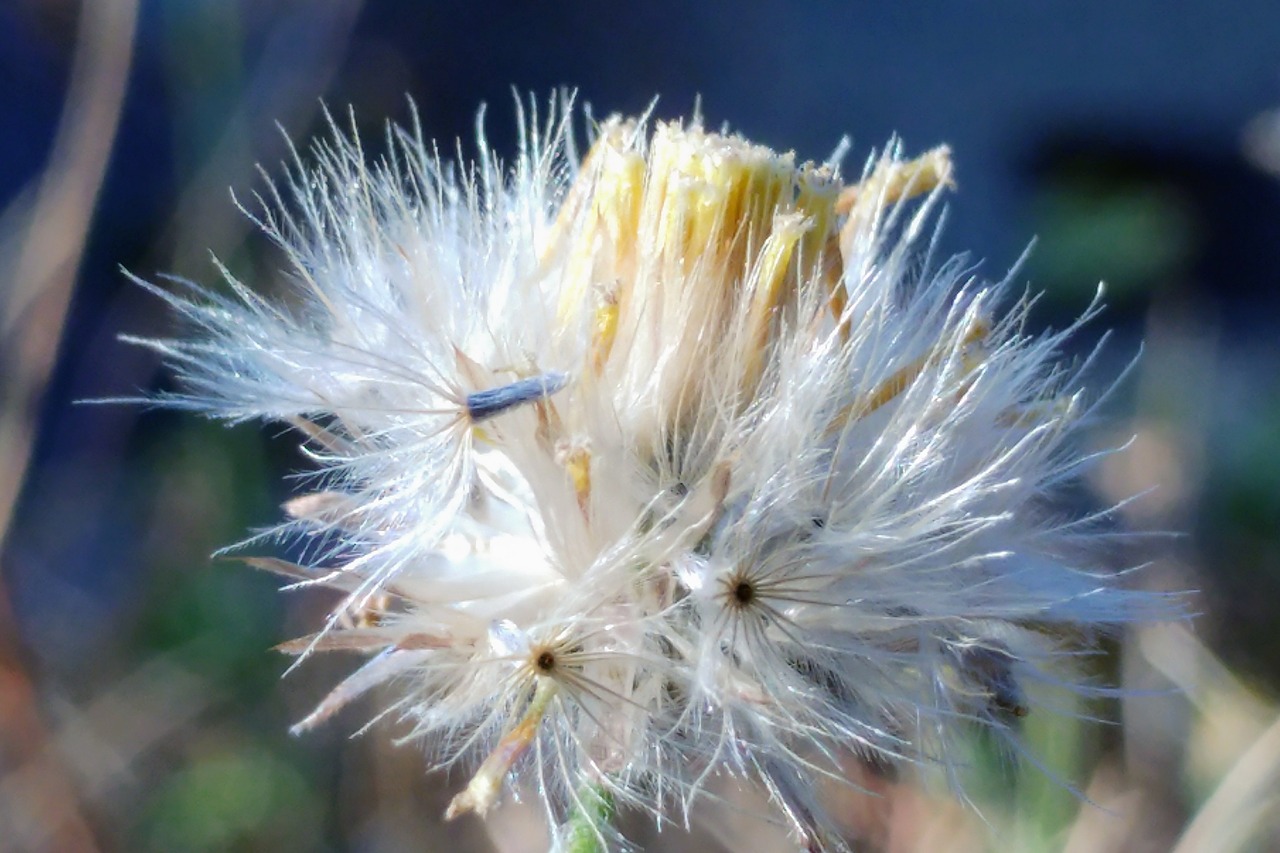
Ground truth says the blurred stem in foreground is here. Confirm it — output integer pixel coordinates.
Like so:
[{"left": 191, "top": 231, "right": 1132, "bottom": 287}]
[{"left": 0, "top": 0, "right": 138, "bottom": 547}]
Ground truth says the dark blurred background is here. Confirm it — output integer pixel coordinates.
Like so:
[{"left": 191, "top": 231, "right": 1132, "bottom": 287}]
[{"left": 2, "top": 2, "right": 1279, "bottom": 851}]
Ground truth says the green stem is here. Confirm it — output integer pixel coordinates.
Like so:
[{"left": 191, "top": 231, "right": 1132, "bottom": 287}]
[{"left": 562, "top": 783, "right": 615, "bottom": 853}]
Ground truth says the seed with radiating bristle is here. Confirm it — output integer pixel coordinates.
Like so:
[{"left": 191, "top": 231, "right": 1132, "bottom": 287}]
[{"left": 465, "top": 371, "right": 569, "bottom": 422}]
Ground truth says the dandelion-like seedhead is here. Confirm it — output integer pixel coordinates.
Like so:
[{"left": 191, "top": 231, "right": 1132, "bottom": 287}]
[{"left": 133, "top": 97, "right": 1176, "bottom": 850}]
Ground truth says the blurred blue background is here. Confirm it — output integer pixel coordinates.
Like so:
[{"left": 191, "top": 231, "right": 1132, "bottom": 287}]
[{"left": 2, "top": 2, "right": 1279, "bottom": 851}]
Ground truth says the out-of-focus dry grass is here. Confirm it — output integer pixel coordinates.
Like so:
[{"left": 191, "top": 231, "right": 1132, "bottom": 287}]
[
  {"left": 1, "top": 2, "right": 138, "bottom": 850},
  {"left": 3, "top": 3, "right": 1280, "bottom": 852}
]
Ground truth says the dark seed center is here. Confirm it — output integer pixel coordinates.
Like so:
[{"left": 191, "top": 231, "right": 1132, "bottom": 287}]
[
  {"left": 535, "top": 650, "right": 556, "bottom": 672},
  {"left": 733, "top": 580, "right": 755, "bottom": 605}
]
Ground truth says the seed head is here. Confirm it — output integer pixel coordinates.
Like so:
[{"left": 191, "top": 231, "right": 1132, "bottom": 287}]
[{"left": 135, "top": 97, "right": 1177, "bottom": 850}]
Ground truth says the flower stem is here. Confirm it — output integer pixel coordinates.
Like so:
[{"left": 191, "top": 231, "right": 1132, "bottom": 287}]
[{"left": 562, "top": 784, "right": 615, "bottom": 853}]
